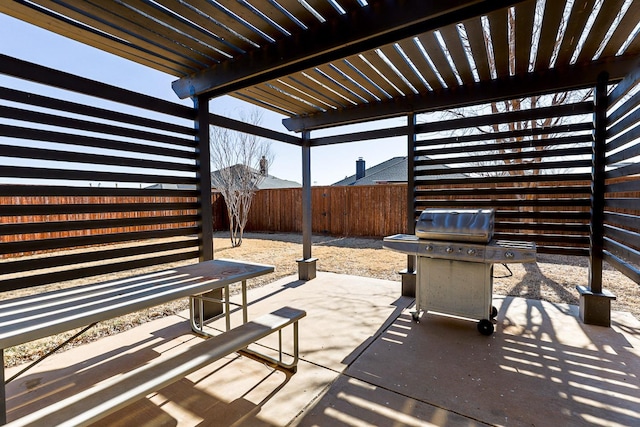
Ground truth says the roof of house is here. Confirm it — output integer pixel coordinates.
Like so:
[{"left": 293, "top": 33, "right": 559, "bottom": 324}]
[
  {"left": 148, "top": 165, "right": 300, "bottom": 190},
  {"left": 332, "top": 156, "right": 466, "bottom": 186}
]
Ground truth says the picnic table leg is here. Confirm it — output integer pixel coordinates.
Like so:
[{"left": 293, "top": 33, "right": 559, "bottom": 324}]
[
  {"left": 1, "top": 348, "right": 6, "bottom": 425},
  {"left": 242, "top": 279, "right": 248, "bottom": 324},
  {"left": 224, "top": 285, "right": 231, "bottom": 331}
]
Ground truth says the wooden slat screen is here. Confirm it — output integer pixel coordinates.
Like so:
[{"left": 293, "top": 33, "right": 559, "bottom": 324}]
[
  {"left": 0, "top": 58, "right": 201, "bottom": 292},
  {"left": 604, "top": 70, "right": 640, "bottom": 284},
  {"left": 413, "top": 97, "right": 595, "bottom": 256}
]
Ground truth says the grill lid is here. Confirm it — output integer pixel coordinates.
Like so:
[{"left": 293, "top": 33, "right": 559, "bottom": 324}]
[{"left": 415, "top": 209, "right": 494, "bottom": 243}]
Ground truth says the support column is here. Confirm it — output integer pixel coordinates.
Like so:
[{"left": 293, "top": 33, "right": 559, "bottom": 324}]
[
  {"left": 298, "top": 130, "right": 317, "bottom": 280},
  {"left": 193, "top": 95, "right": 222, "bottom": 320},
  {"left": 400, "top": 113, "right": 417, "bottom": 297},
  {"left": 578, "top": 71, "right": 615, "bottom": 326},
  {"left": 194, "top": 94, "right": 213, "bottom": 261}
]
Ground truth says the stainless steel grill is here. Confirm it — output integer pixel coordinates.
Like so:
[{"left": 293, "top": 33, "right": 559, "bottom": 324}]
[{"left": 384, "top": 208, "right": 536, "bottom": 335}]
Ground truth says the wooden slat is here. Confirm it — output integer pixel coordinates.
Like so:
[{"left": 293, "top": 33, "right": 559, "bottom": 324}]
[
  {"left": 0, "top": 239, "right": 197, "bottom": 275},
  {"left": 603, "top": 250, "right": 640, "bottom": 284},
  {"left": 515, "top": 0, "right": 536, "bottom": 75},
  {"left": 415, "top": 101, "right": 593, "bottom": 134},
  {"left": 253, "top": 80, "right": 325, "bottom": 114},
  {"left": 0, "top": 87, "right": 195, "bottom": 137},
  {"left": 29, "top": 0, "right": 211, "bottom": 69},
  {"left": 396, "top": 38, "right": 443, "bottom": 90},
  {"left": 311, "top": 64, "right": 368, "bottom": 104},
  {"left": 553, "top": 0, "right": 597, "bottom": 68},
  {"left": 0, "top": 250, "right": 200, "bottom": 292},
  {"left": 598, "top": 1, "right": 640, "bottom": 59},
  {"left": 0, "top": 185, "right": 198, "bottom": 198},
  {"left": 0, "top": 106, "right": 196, "bottom": 148},
  {"left": 358, "top": 50, "right": 415, "bottom": 96},
  {"left": 608, "top": 87, "right": 640, "bottom": 126},
  {"left": 535, "top": 0, "right": 568, "bottom": 69},
  {"left": 87, "top": 0, "right": 224, "bottom": 64},
  {"left": 462, "top": 17, "right": 491, "bottom": 82},
  {"left": 194, "top": 0, "right": 282, "bottom": 43},
  {"left": 607, "top": 134, "right": 640, "bottom": 166},
  {"left": 576, "top": 0, "right": 627, "bottom": 63},
  {"left": 0, "top": 215, "right": 198, "bottom": 237},
  {"left": 276, "top": 0, "right": 340, "bottom": 22},
  {"left": 608, "top": 61, "right": 640, "bottom": 107},
  {"left": 606, "top": 198, "right": 640, "bottom": 211},
  {"left": 233, "top": 86, "right": 301, "bottom": 115},
  {"left": 606, "top": 122, "right": 640, "bottom": 154},
  {"left": 415, "top": 33, "right": 459, "bottom": 89},
  {"left": 606, "top": 162, "right": 640, "bottom": 179},
  {"left": 604, "top": 224, "right": 640, "bottom": 250},
  {"left": 283, "top": 72, "right": 350, "bottom": 108},
  {"left": 606, "top": 179, "right": 640, "bottom": 194},
  {"left": 315, "top": 62, "right": 379, "bottom": 103},
  {"left": 1, "top": 144, "right": 194, "bottom": 173},
  {"left": 437, "top": 25, "right": 474, "bottom": 85},
  {"left": 153, "top": 0, "right": 256, "bottom": 53},
  {"left": 416, "top": 185, "right": 591, "bottom": 197},
  {"left": 487, "top": 8, "right": 510, "bottom": 79},
  {"left": 417, "top": 134, "right": 592, "bottom": 156},
  {"left": 604, "top": 212, "right": 640, "bottom": 231},
  {"left": 0, "top": 125, "right": 195, "bottom": 160},
  {"left": 416, "top": 145, "right": 591, "bottom": 166},
  {"left": 0, "top": 202, "right": 198, "bottom": 216},
  {"left": 0, "top": 2, "right": 192, "bottom": 76},
  {"left": 330, "top": 58, "right": 393, "bottom": 102},
  {"left": 416, "top": 173, "right": 593, "bottom": 186},
  {"left": 232, "top": 90, "right": 298, "bottom": 117},
  {"left": 415, "top": 158, "right": 592, "bottom": 176},
  {"left": 0, "top": 165, "right": 198, "bottom": 186},
  {"left": 0, "top": 55, "right": 196, "bottom": 119},
  {"left": 258, "top": 77, "right": 334, "bottom": 113},
  {"left": 0, "top": 228, "right": 198, "bottom": 257},
  {"left": 373, "top": 45, "right": 427, "bottom": 94},
  {"left": 340, "top": 54, "right": 396, "bottom": 100}
]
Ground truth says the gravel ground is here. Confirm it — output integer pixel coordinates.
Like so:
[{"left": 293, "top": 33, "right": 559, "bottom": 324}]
[{"left": 3, "top": 231, "right": 638, "bottom": 367}]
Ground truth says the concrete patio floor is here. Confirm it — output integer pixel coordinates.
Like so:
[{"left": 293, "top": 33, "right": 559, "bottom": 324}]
[{"left": 6, "top": 272, "right": 640, "bottom": 426}]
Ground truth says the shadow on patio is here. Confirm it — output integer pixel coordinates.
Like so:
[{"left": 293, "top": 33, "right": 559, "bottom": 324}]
[{"left": 6, "top": 273, "right": 640, "bottom": 426}]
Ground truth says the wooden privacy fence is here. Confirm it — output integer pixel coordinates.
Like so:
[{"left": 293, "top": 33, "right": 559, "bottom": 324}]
[
  {"left": 246, "top": 180, "right": 639, "bottom": 247},
  {"left": 244, "top": 184, "right": 407, "bottom": 237},
  {"left": 3, "top": 181, "right": 638, "bottom": 257}
]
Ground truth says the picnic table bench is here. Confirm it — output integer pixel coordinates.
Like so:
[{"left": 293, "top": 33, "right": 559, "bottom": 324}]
[{"left": 0, "top": 258, "right": 305, "bottom": 426}]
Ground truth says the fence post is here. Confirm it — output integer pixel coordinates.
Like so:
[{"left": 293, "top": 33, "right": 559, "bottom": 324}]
[{"left": 578, "top": 71, "right": 615, "bottom": 327}]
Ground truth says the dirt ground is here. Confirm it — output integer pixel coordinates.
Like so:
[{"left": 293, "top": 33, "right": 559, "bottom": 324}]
[
  {"left": 216, "top": 232, "right": 639, "bottom": 319},
  {"left": 3, "top": 231, "right": 639, "bottom": 367}
]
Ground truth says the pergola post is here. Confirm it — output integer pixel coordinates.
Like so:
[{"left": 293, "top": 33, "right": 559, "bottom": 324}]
[
  {"left": 193, "top": 94, "right": 222, "bottom": 319},
  {"left": 298, "top": 130, "right": 317, "bottom": 280},
  {"left": 578, "top": 71, "right": 616, "bottom": 327},
  {"left": 400, "top": 113, "right": 417, "bottom": 297}
]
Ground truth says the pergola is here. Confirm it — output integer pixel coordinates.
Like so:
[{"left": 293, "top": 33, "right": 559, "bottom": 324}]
[{"left": 1, "top": 0, "right": 639, "bottom": 327}]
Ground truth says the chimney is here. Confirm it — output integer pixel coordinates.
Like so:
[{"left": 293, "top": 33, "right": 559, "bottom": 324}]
[
  {"left": 356, "top": 157, "right": 365, "bottom": 180},
  {"left": 259, "top": 155, "right": 268, "bottom": 176}
]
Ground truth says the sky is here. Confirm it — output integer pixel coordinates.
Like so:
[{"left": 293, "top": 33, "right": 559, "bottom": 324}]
[{"left": 0, "top": 13, "right": 407, "bottom": 186}]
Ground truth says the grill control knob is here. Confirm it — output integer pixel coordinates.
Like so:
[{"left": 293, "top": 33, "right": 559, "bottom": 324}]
[
  {"left": 446, "top": 247, "right": 454, "bottom": 254},
  {"left": 425, "top": 245, "right": 434, "bottom": 252},
  {"left": 505, "top": 251, "right": 515, "bottom": 259},
  {"left": 467, "top": 248, "right": 477, "bottom": 256}
]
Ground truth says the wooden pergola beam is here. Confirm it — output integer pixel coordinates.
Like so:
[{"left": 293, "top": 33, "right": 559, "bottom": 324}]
[
  {"left": 284, "top": 56, "right": 639, "bottom": 132},
  {"left": 172, "top": 0, "right": 528, "bottom": 100}
]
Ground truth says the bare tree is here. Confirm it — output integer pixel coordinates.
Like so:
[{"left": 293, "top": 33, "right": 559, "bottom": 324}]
[{"left": 210, "top": 110, "right": 272, "bottom": 247}]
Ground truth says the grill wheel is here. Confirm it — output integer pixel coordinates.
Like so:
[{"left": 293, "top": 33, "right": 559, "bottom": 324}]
[{"left": 477, "top": 319, "right": 494, "bottom": 335}]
